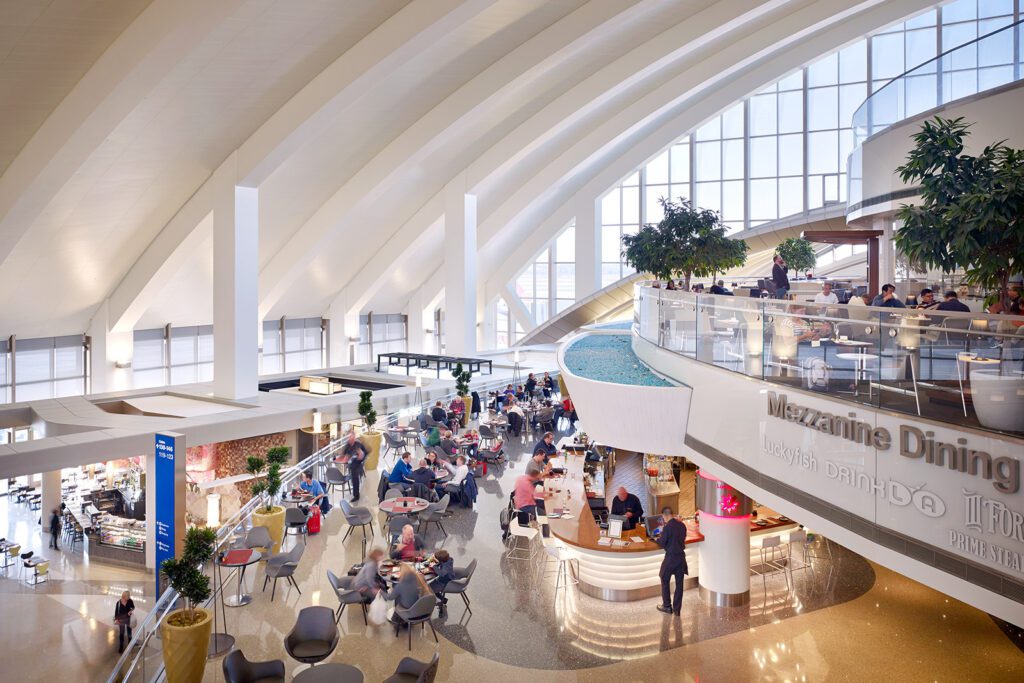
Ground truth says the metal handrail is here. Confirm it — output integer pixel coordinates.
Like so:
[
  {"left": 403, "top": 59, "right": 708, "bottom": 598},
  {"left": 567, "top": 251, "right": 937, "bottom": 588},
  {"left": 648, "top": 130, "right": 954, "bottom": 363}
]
[{"left": 107, "top": 372, "right": 529, "bottom": 683}]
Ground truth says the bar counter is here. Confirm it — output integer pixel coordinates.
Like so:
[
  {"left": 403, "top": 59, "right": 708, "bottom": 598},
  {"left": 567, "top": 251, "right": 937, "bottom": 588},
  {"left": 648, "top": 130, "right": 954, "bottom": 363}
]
[{"left": 542, "top": 443, "right": 796, "bottom": 601}]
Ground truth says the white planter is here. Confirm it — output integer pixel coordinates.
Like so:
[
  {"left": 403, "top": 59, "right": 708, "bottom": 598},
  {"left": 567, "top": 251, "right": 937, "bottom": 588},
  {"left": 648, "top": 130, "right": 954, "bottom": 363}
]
[{"left": 970, "top": 370, "right": 1024, "bottom": 433}]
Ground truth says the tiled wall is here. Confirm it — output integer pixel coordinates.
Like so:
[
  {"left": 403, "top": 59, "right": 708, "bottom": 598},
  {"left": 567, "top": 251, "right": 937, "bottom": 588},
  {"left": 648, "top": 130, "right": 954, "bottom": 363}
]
[{"left": 186, "top": 432, "right": 290, "bottom": 499}]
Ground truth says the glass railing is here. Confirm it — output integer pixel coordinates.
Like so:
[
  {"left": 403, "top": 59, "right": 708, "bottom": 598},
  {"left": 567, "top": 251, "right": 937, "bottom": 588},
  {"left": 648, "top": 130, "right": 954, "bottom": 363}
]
[
  {"left": 634, "top": 284, "right": 1024, "bottom": 437},
  {"left": 107, "top": 373, "right": 525, "bottom": 683},
  {"left": 852, "top": 19, "right": 1023, "bottom": 147}
]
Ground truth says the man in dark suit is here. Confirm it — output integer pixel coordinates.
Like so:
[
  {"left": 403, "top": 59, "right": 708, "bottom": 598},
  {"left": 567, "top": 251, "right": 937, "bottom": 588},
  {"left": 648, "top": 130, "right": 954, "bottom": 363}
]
[
  {"left": 655, "top": 507, "right": 689, "bottom": 616},
  {"left": 771, "top": 255, "right": 790, "bottom": 300}
]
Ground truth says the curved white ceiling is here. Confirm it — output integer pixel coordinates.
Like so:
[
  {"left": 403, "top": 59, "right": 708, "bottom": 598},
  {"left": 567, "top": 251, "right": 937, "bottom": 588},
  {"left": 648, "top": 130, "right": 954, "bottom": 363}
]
[{"left": 0, "top": 0, "right": 933, "bottom": 339}]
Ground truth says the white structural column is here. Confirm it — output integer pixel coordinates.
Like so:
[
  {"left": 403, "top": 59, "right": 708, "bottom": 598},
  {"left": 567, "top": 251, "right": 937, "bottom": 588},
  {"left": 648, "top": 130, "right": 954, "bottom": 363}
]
[
  {"left": 40, "top": 470, "right": 61, "bottom": 533},
  {"left": 213, "top": 154, "right": 259, "bottom": 399},
  {"left": 406, "top": 289, "right": 427, "bottom": 354},
  {"left": 874, "top": 215, "right": 895, "bottom": 288},
  {"left": 695, "top": 470, "right": 752, "bottom": 606},
  {"left": 327, "top": 295, "right": 357, "bottom": 367},
  {"left": 87, "top": 299, "right": 133, "bottom": 394},
  {"left": 574, "top": 195, "right": 601, "bottom": 299},
  {"left": 443, "top": 177, "right": 477, "bottom": 356}
]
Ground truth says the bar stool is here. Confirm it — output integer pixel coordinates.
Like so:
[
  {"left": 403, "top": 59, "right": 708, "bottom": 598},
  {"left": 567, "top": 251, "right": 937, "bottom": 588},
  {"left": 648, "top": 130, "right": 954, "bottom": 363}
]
[
  {"left": 69, "top": 524, "right": 85, "bottom": 553},
  {"left": 504, "top": 518, "right": 540, "bottom": 563},
  {"left": 2, "top": 544, "right": 19, "bottom": 571},
  {"left": 750, "top": 536, "right": 790, "bottom": 592},
  {"left": 542, "top": 545, "right": 579, "bottom": 594}
]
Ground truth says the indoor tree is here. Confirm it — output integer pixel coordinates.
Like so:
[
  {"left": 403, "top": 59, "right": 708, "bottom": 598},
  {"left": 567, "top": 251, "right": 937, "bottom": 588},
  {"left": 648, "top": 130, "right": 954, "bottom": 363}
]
[
  {"left": 246, "top": 446, "right": 289, "bottom": 514},
  {"left": 775, "top": 237, "right": 817, "bottom": 276},
  {"left": 357, "top": 390, "right": 378, "bottom": 432},
  {"left": 160, "top": 526, "right": 217, "bottom": 627},
  {"left": 621, "top": 197, "right": 748, "bottom": 290},
  {"left": 895, "top": 116, "right": 1024, "bottom": 310}
]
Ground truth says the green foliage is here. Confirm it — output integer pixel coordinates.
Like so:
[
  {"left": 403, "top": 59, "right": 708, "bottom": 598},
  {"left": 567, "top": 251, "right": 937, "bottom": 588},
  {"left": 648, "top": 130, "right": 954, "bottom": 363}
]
[
  {"left": 358, "top": 390, "right": 377, "bottom": 431},
  {"left": 160, "top": 526, "right": 216, "bottom": 625},
  {"left": 895, "top": 116, "right": 1024, "bottom": 310},
  {"left": 620, "top": 197, "right": 748, "bottom": 289},
  {"left": 245, "top": 447, "right": 289, "bottom": 514},
  {"left": 452, "top": 363, "right": 472, "bottom": 396},
  {"left": 775, "top": 237, "right": 817, "bottom": 275}
]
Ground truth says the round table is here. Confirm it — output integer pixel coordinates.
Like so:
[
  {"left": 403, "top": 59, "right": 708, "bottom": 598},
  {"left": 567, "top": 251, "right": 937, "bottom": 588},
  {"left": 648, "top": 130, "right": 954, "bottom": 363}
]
[
  {"left": 282, "top": 492, "right": 312, "bottom": 507},
  {"left": 379, "top": 497, "right": 429, "bottom": 515},
  {"left": 293, "top": 663, "right": 363, "bottom": 683},
  {"left": 217, "top": 549, "right": 262, "bottom": 607},
  {"left": 378, "top": 558, "right": 437, "bottom": 584},
  {"left": 956, "top": 353, "right": 1002, "bottom": 416}
]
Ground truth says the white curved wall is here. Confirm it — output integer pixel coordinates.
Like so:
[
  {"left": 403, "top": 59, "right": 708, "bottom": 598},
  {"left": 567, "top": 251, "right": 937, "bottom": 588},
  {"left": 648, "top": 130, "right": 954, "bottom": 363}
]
[
  {"left": 556, "top": 330, "right": 692, "bottom": 455},
  {"left": 848, "top": 81, "right": 1024, "bottom": 222}
]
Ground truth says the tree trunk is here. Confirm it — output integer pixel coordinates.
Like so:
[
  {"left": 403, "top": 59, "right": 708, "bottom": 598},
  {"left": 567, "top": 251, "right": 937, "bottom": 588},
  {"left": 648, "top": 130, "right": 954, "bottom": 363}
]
[{"left": 683, "top": 271, "right": 692, "bottom": 291}]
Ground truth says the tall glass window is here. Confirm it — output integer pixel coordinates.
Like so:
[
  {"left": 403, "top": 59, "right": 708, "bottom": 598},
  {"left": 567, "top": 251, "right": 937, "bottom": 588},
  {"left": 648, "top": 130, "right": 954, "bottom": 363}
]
[
  {"left": 514, "top": 223, "right": 577, "bottom": 323},
  {"left": 133, "top": 328, "right": 167, "bottom": 388},
  {"left": 598, "top": 2, "right": 1022, "bottom": 271},
  {"left": 356, "top": 313, "right": 406, "bottom": 365},
  {"left": 7, "top": 335, "right": 87, "bottom": 402}
]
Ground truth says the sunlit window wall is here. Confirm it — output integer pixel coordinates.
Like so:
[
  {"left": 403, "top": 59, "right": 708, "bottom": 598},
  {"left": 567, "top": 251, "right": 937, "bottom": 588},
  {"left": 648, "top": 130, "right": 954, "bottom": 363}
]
[
  {"left": 0, "top": 335, "right": 88, "bottom": 403},
  {"left": 514, "top": 224, "right": 576, "bottom": 325},
  {"left": 598, "top": 1, "right": 1019, "bottom": 273}
]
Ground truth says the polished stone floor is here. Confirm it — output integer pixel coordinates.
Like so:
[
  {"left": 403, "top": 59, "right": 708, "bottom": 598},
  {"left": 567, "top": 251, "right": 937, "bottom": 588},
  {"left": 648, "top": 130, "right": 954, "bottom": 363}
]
[{"left": 4, "top": 416, "right": 1024, "bottom": 682}]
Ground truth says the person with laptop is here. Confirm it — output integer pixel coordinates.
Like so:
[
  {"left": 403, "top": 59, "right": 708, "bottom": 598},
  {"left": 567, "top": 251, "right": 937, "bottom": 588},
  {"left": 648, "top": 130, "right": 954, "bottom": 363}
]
[
  {"left": 655, "top": 507, "right": 689, "bottom": 616},
  {"left": 610, "top": 486, "right": 644, "bottom": 530}
]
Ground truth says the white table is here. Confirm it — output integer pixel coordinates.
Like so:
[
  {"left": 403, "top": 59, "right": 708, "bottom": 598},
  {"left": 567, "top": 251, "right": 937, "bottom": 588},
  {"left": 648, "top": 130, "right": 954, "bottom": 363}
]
[
  {"left": 837, "top": 350, "right": 879, "bottom": 397},
  {"left": 956, "top": 353, "right": 1001, "bottom": 417}
]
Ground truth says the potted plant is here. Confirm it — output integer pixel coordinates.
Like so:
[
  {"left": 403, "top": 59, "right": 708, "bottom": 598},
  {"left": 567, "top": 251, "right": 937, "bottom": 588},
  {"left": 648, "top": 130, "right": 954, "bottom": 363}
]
[
  {"left": 160, "top": 526, "right": 216, "bottom": 683},
  {"left": 248, "top": 446, "right": 289, "bottom": 554},
  {"left": 357, "top": 390, "right": 382, "bottom": 470},
  {"left": 621, "top": 197, "right": 748, "bottom": 290},
  {"left": 775, "top": 237, "right": 817, "bottom": 279},
  {"left": 452, "top": 363, "right": 473, "bottom": 425}
]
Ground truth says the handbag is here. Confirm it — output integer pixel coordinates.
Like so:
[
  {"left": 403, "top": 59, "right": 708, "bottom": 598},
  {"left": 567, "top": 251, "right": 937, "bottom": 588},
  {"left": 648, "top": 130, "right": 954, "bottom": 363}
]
[{"left": 367, "top": 593, "right": 389, "bottom": 626}]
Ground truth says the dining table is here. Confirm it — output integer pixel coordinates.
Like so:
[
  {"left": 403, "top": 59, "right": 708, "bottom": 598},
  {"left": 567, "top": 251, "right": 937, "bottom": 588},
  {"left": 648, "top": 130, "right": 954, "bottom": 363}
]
[
  {"left": 217, "top": 548, "right": 262, "bottom": 607},
  {"left": 378, "top": 557, "right": 438, "bottom": 584},
  {"left": 379, "top": 497, "right": 430, "bottom": 516}
]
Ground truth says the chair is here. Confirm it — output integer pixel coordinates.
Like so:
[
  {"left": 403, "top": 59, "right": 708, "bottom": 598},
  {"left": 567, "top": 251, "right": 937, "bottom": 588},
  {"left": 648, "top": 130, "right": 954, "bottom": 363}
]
[
  {"left": 243, "top": 526, "right": 274, "bottom": 553},
  {"left": 543, "top": 546, "right": 578, "bottom": 594},
  {"left": 478, "top": 424, "right": 499, "bottom": 448},
  {"left": 503, "top": 519, "right": 538, "bottom": 563},
  {"left": 3, "top": 544, "right": 21, "bottom": 571},
  {"left": 384, "top": 652, "right": 440, "bottom": 683},
  {"left": 19, "top": 551, "right": 33, "bottom": 581},
  {"left": 325, "top": 466, "right": 350, "bottom": 500},
  {"left": 383, "top": 432, "right": 407, "bottom": 465},
  {"left": 385, "top": 488, "right": 403, "bottom": 501},
  {"left": 393, "top": 594, "right": 438, "bottom": 651},
  {"left": 442, "top": 558, "right": 476, "bottom": 613},
  {"left": 283, "top": 606, "right": 339, "bottom": 666},
  {"left": 418, "top": 494, "right": 450, "bottom": 539},
  {"left": 339, "top": 499, "right": 375, "bottom": 541},
  {"left": 222, "top": 649, "right": 286, "bottom": 683},
  {"left": 263, "top": 542, "right": 305, "bottom": 601},
  {"left": 534, "top": 407, "right": 555, "bottom": 433},
  {"left": 26, "top": 559, "right": 49, "bottom": 586},
  {"left": 327, "top": 570, "right": 369, "bottom": 625},
  {"left": 285, "top": 507, "right": 308, "bottom": 538}
]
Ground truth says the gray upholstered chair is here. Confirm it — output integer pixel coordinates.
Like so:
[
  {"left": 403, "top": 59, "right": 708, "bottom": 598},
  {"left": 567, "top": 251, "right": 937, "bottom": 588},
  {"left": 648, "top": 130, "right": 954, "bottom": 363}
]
[
  {"left": 285, "top": 507, "right": 308, "bottom": 537},
  {"left": 284, "top": 606, "right": 339, "bottom": 666},
  {"left": 326, "top": 569, "right": 369, "bottom": 625},
  {"left": 263, "top": 541, "right": 304, "bottom": 601},
  {"left": 418, "top": 494, "right": 450, "bottom": 539},
  {"left": 443, "top": 558, "right": 477, "bottom": 612},
  {"left": 222, "top": 649, "right": 285, "bottom": 683},
  {"left": 384, "top": 652, "right": 440, "bottom": 683},
  {"left": 325, "top": 466, "right": 350, "bottom": 499},
  {"left": 394, "top": 594, "right": 438, "bottom": 650},
  {"left": 339, "top": 499, "right": 374, "bottom": 541}
]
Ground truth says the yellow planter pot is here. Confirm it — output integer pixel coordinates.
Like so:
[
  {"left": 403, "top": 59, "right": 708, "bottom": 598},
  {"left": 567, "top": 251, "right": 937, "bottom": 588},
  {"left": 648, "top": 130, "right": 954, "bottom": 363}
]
[
  {"left": 461, "top": 395, "right": 473, "bottom": 425},
  {"left": 161, "top": 608, "right": 212, "bottom": 683},
  {"left": 362, "top": 431, "right": 382, "bottom": 470},
  {"left": 251, "top": 506, "right": 285, "bottom": 555}
]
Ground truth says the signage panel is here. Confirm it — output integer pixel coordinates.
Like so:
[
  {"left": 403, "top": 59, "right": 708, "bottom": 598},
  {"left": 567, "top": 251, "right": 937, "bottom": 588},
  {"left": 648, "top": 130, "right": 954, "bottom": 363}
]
[{"left": 154, "top": 433, "right": 177, "bottom": 595}]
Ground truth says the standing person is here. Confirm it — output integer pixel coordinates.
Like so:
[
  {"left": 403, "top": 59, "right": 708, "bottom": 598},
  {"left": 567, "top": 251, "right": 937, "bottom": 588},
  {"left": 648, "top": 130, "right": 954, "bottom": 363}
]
[
  {"left": 771, "top": 254, "right": 790, "bottom": 300},
  {"left": 342, "top": 431, "right": 369, "bottom": 501},
  {"left": 48, "top": 508, "right": 61, "bottom": 550},
  {"left": 114, "top": 591, "right": 135, "bottom": 653},
  {"left": 655, "top": 508, "right": 689, "bottom": 616},
  {"left": 353, "top": 548, "right": 385, "bottom": 598},
  {"left": 542, "top": 372, "right": 555, "bottom": 398},
  {"left": 525, "top": 373, "right": 537, "bottom": 397}
]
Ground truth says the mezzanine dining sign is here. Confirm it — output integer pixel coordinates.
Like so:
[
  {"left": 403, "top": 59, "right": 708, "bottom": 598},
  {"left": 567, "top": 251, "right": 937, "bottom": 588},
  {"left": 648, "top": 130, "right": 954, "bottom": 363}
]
[{"left": 766, "top": 391, "right": 1020, "bottom": 495}]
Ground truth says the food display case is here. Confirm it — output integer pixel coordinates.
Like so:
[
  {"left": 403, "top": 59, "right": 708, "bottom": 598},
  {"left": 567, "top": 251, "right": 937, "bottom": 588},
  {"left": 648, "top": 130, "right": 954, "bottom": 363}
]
[{"left": 89, "top": 514, "right": 146, "bottom": 567}]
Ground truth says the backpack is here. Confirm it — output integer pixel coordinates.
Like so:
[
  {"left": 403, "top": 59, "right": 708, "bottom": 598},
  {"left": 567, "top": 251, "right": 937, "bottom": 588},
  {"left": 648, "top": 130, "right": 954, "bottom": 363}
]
[{"left": 802, "top": 357, "right": 830, "bottom": 392}]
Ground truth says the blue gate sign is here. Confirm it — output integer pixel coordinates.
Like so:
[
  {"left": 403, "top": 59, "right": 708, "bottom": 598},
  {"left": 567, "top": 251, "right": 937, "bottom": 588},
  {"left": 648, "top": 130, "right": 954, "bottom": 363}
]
[{"left": 154, "top": 433, "right": 177, "bottom": 594}]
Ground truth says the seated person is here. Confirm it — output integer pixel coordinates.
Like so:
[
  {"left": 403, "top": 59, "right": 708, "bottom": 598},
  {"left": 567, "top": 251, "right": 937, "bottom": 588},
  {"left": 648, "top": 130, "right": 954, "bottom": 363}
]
[
  {"left": 442, "top": 456, "right": 470, "bottom": 495},
  {"left": 780, "top": 306, "right": 832, "bottom": 342},
  {"left": 408, "top": 459, "right": 438, "bottom": 487},
  {"left": 914, "top": 288, "right": 938, "bottom": 310},
  {"left": 532, "top": 431, "right": 558, "bottom": 460},
  {"left": 936, "top": 290, "right": 970, "bottom": 312},
  {"left": 814, "top": 282, "right": 838, "bottom": 304},
  {"left": 430, "top": 401, "right": 448, "bottom": 425},
  {"left": 534, "top": 480, "right": 547, "bottom": 515},
  {"left": 390, "top": 524, "right": 424, "bottom": 561},
  {"left": 438, "top": 430, "right": 459, "bottom": 458},
  {"left": 709, "top": 280, "right": 728, "bottom": 295},
  {"left": 383, "top": 563, "right": 431, "bottom": 625},
  {"left": 298, "top": 470, "right": 328, "bottom": 514},
  {"left": 388, "top": 452, "right": 414, "bottom": 485},
  {"left": 525, "top": 451, "right": 551, "bottom": 479},
  {"left": 561, "top": 397, "right": 577, "bottom": 424},
  {"left": 428, "top": 549, "right": 456, "bottom": 608},
  {"left": 610, "top": 486, "right": 644, "bottom": 530},
  {"left": 870, "top": 283, "right": 907, "bottom": 308}
]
